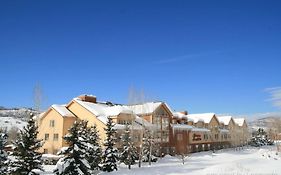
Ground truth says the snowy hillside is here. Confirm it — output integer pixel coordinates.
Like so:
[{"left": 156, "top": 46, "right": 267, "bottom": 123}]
[
  {"left": 0, "top": 117, "right": 27, "bottom": 131},
  {"left": 248, "top": 113, "right": 281, "bottom": 131},
  {"left": 0, "top": 107, "right": 39, "bottom": 131}
]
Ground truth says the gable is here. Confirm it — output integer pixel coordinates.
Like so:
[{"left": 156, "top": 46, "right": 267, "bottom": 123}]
[
  {"left": 39, "top": 107, "right": 62, "bottom": 123},
  {"left": 154, "top": 103, "right": 173, "bottom": 117},
  {"left": 228, "top": 118, "right": 235, "bottom": 128},
  {"left": 209, "top": 115, "right": 220, "bottom": 126}
]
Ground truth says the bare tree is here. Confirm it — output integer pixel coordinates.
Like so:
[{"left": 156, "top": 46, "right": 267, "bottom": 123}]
[
  {"left": 266, "top": 118, "right": 281, "bottom": 140},
  {"left": 7, "top": 126, "right": 19, "bottom": 144},
  {"left": 33, "top": 83, "right": 45, "bottom": 112},
  {"left": 127, "top": 86, "right": 154, "bottom": 167}
]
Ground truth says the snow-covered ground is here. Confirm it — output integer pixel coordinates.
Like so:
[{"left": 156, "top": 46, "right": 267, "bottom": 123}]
[
  {"left": 0, "top": 117, "right": 27, "bottom": 130},
  {"left": 42, "top": 146, "right": 281, "bottom": 175}
]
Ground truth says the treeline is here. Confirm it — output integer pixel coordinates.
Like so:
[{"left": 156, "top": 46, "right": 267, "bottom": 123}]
[{"left": 0, "top": 113, "right": 159, "bottom": 175}]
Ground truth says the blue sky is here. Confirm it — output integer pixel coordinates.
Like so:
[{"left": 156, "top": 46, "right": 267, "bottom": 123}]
[{"left": 1, "top": 0, "right": 281, "bottom": 116}]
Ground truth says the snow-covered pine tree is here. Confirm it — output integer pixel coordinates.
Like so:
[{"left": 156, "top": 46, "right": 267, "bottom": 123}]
[
  {"left": 101, "top": 117, "right": 118, "bottom": 172},
  {"left": 9, "top": 113, "right": 43, "bottom": 175},
  {"left": 84, "top": 124, "right": 102, "bottom": 173},
  {"left": 142, "top": 128, "right": 157, "bottom": 164},
  {"left": 54, "top": 120, "right": 91, "bottom": 175},
  {"left": 250, "top": 128, "right": 274, "bottom": 147},
  {"left": 120, "top": 124, "right": 138, "bottom": 169},
  {"left": 0, "top": 129, "right": 8, "bottom": 174}
]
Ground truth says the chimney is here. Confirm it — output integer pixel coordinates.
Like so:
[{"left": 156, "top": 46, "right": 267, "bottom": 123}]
[
  {"left": 179, "top": 110, "right": 188, "bottom": 115},
  {"left": 78, "top": 94, "right": 97, "bottom": 103}
]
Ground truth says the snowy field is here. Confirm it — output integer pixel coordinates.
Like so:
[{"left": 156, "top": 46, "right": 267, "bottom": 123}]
[{"left": 42, "top": 146, "right": 281, "bottom": 175}]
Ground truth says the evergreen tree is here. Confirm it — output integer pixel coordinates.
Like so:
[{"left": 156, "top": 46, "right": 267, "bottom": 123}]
[
  {"left": 120, "top": 124, "right": 138, "bottom": 169},
  {"left": 54, "top": 121, "right": 91, "bottom": 175},
  {"left": 9, "top": 113, "right": 43, "bottom": 175},
  {"left": 84, "top": 124, "right": 102, "bottom": 173},
  {"left": 101, "top": 117, "right": 118, "bottom": 172},
  {"left": 142, "top": 129, "right": 157, "bottom": 163},
  {"left": 0, "top": 129, "right": 8, "bottom": 174},
  {"left": 250, "top": 128, "right": 274, "bottom": 147}
]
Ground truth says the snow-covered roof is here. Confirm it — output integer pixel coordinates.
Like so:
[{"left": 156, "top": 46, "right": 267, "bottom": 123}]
[
  {"left": 191, "top": 127, "right": 210, "bottom": 132},
  {"left": 113, "top": 123, "right": 145, "bottom": 130},
  {"left": 187, "top": 113, "right": 216, "bottom": 124},
  {"left": 171, "top": 124, "right": 193, "bottom": 130},
  {"left": 51, "top": 105, "right": 75, "bottom": 117},
  {"left": 173, "top": 112, "right": 187, "bottom": 119},
  {"left": 217, "top": 116, "right": 233, "bottom": 125},
  {"left": 74, "top": 98, "right": 134, "bottom": 117},
  {"left": 113, "top": 124, "right": 126, "bottom": 130},
  {"left": 234, "top": 118, "right": 245, "bottom": 127},
  {"left": 135, "top": 116, "right": 154, "bottom": 128},
  {"left": 126, "top": 102, "right": 173, "bottom": 115},
  {"left": 173, "top": 112, "right": 195, "bottom": 123},
  {"left": 73, "top": 98, "right": 154, "bottom": 130},
  {"left": 219, "top": 129, "right": 230, "bottom": 133}
]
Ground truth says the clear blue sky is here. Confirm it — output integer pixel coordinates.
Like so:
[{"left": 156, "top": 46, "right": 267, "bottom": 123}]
[{"left": 1, "top": 0, "right": 281, "bottom": 115}]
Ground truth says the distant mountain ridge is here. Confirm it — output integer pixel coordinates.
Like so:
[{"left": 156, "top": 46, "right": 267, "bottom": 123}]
[
  {"left": 0, "top": 107, "right": 39, "bottom": 119},
  {"left": 248, "top": 114, "right": 281, "bottom": 132}
]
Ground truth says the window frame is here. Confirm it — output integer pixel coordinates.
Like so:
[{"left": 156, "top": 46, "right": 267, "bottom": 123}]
[
  {"left": 53, "top": 133, "right": 59, "bottom": 141},
  {"left": 49, "top": 120, "right": 55, "bottom": 127},
  {"left": 44, "top": 133, "right": 49, "bottom": 141}
]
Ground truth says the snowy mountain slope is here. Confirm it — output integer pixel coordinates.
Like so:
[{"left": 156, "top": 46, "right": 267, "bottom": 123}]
[
  {"left": 0, "top": 107, "right": 39, "bottom": 131},
  {"left": 248, "top": 115, "right": 281, "bottom": 131},
  {"left": 0, "top": 117, "right": 27, "bottom": 131}
]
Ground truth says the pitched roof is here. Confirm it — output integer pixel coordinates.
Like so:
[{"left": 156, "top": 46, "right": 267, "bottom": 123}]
[
  {"left": 73, "top": 98, "right": 133, "bottom": 117},
  {"left": 233, "top": 118, "right": 245, "bottom": 126},
  {"left": 51, "top": 105, "right": 75, "bottom": 117},
  {"left": 187, "top": 113, "right": 216, "bottom": 124},
  {"left": 173, "top": 112, "right": 187, "bottom": 119},
  {"left": 173, "top": 112, "right": 194, "bottom": 122},
  {"left": 217, "top": 116, "right": 233, "bottom": 125},
  {"left": 73, "top": 98, "right": 153, "bottom": 129},
  {"left": 126, "top": 102, "right": 173, "bottom": 115}
]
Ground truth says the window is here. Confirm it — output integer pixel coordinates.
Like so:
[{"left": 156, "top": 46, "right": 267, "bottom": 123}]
[
  {"left": 49, "top": 120, "right": 55, "bottom": 127},
  {"left": 204, "top": 134, "right": 208, "bottom": 140},
  {"left": 177, "top": 133, "right": 183, "bottom": 141},
  {"left": 53, "top": 134, "right": 59, "bottom": 141},
  {"left": 44, "top": 133, "right": 49, "bottom": 141},
  {"left": 162, "top": 117, "right": 169, "bottom": 129},
  {"left": 152, "top": 116, "right": 161, "bottom": 125},
  {"left": 162, "top": 131, "right": 169, "bottom": 142},
  {"left": 117, "top": 119, "right": 132, "bottom": 125},
  {"left": 215, "top": 134, "right": 219, "bottom": 140}
]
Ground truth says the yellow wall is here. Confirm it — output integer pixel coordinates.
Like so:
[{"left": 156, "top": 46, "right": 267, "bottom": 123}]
[
  {"left": 62, "top": 117, "right": 76, "bottom": 147},
  {"left": 67, "top": 101, "right": 107, "bottom": 142},
  {"left": 38, "top": 108, "right": 76, "bottom": 154}
]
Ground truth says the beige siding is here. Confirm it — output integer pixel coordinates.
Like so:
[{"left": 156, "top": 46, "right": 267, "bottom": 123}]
[
  {"left": 67, "top": 101, "right": 107, "bottom": 142},
  {"left": 38, "top": 109, "right": 66, "bottom": 154}
]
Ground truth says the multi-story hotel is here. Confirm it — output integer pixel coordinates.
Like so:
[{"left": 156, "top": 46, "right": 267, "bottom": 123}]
[{"left": 37, "top": 94, "right": 249, "bottom": 155}]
